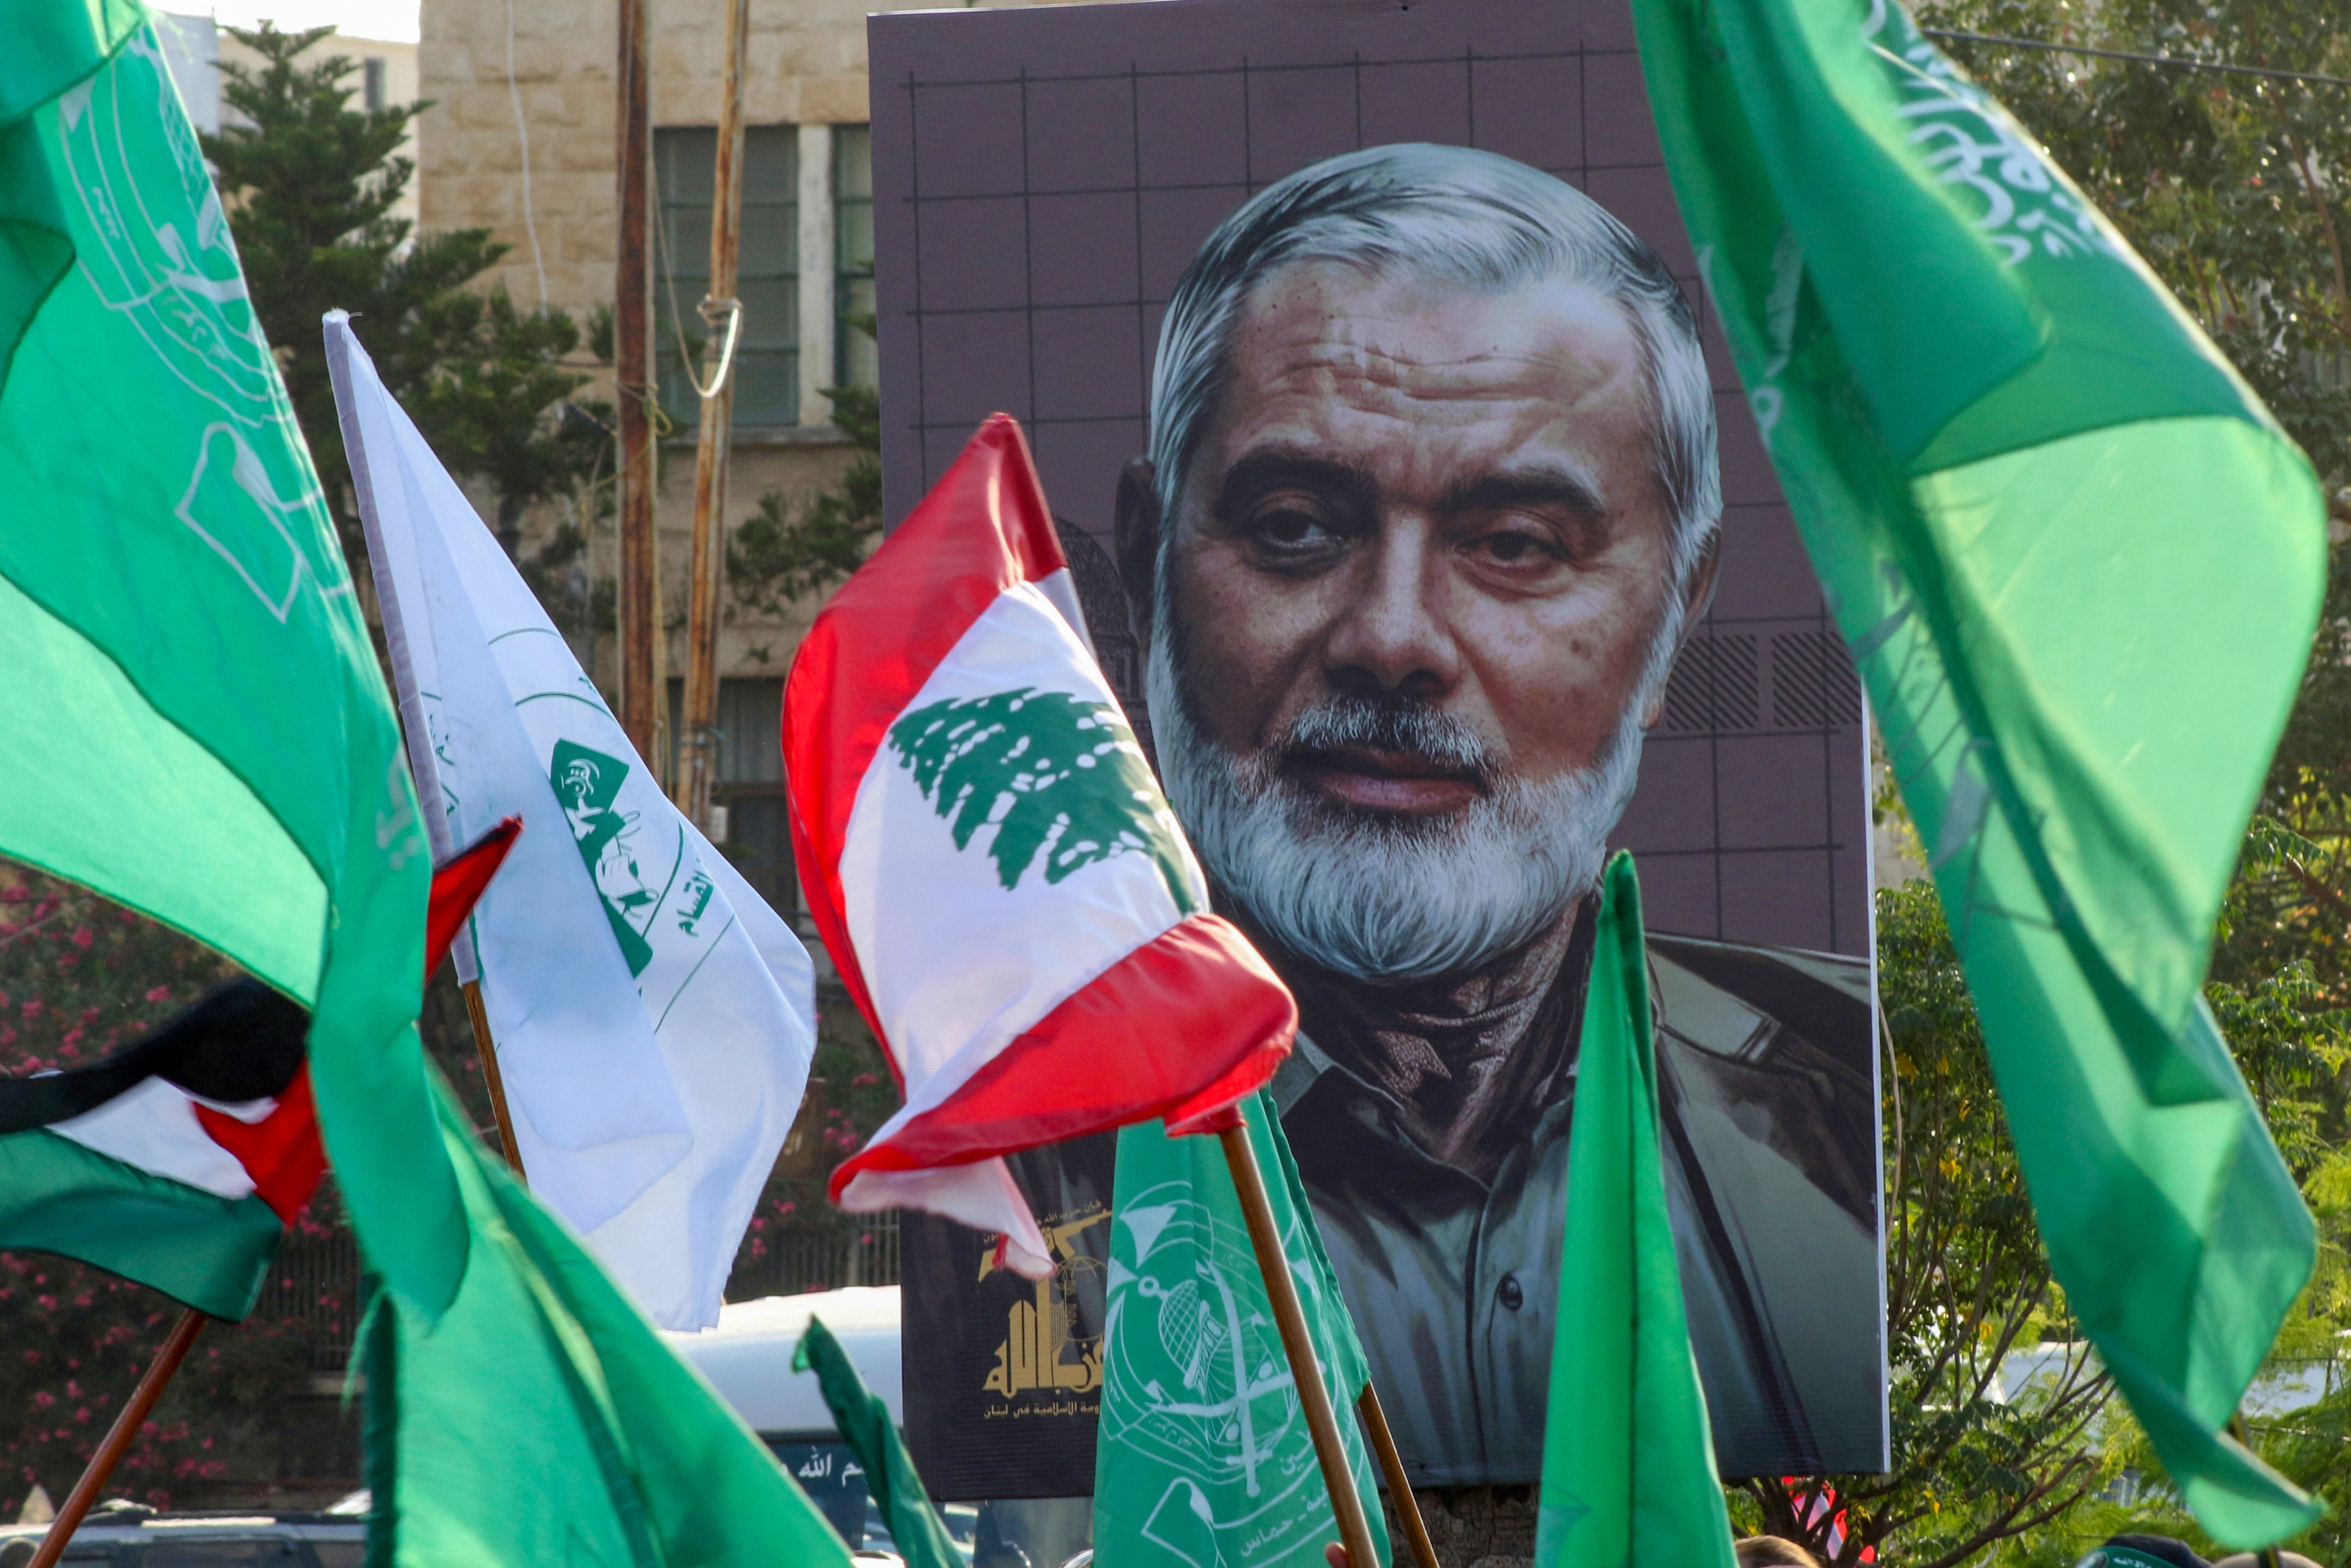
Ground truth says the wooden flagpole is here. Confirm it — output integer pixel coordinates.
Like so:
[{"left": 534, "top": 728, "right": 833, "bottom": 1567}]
[
  {"left": 674, "top": 0, "right": 748, "bottom": 832},
  {"left": 459, "top": 979, "right": 526, "bottom": 1179},
  {"left": 1357, "top": 1385, "right": 1439, "bottom": 1568},
  {"left": 613, "top": 0, "right": 662, "bottom": 779},
  {"left": 27, "top": 1309, "right": 208, "bottom": 1568},
  {"left": 1216, "top": 1121, "right": 1380, "bottom": 1568}
]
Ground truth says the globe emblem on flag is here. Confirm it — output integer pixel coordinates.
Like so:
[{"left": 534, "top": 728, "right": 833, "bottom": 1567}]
[
  {"left": 50, "top": 26, "right": 336, "bottom": 625},
  {"left": 1107, "top": 1184, "right": 1303, "bottom": 1485},
  {"left": 53, "top": 30, "right": 282, "bottom": 425}
]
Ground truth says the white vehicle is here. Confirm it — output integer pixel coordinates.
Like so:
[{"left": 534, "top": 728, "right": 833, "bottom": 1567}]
[{"left": 664, "top": 1287, "right": 978, "bottom": 1562}]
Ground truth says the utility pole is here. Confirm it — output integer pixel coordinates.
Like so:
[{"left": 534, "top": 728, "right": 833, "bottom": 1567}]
[
  {"left": 614, "top": 0, "right": 662, "bottom": 778},
  {"left": 675, "top": 0, "right": 749, "bottom": 832}
]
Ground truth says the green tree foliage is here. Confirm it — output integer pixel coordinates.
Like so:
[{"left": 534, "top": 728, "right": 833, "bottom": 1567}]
[
  {"left": 205, "top": 24, "right": 604, "bottom": 566},
  {"left": 1737, "top": 887, "right": 2113, "bottom": 1567},
  {"left": 729, "top": 382, "right": 883, "bottom": 612}
]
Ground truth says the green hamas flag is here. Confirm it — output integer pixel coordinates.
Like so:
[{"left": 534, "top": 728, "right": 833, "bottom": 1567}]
[
  {"left": 1632, "top": 0, "right": 2326, "bottom": 1544},
  {"left": 1096, "top": 1093, "right": 1391, "bottom": 1568},
  {"left": 1535, "top": 855, "right": 1737, "bottom": 1568},
  {"left": 0, "top": 14, "right": 460, "bottom": 1306},
  {"left": 360, "top": 1090, "right": 855, "bottom": 1568},
  {"left": 793, "top": 1317, "right": 962, "bottom": 1568}
]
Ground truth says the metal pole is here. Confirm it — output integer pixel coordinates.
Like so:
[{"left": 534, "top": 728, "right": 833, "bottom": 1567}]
[
  {"left": 461, "top": 979, "right": 527, "bottom": 1179},
  {"left": 675, "top": 0, "right": 748, "bottom": 830},
  {"left": 28, "top": 1309, "right": 208, "bottom": 1568},
  {"left": 1357, "top": 1384, "right": 1439, "bottom": 1568},
  {"left": 1216, "top": 1122, "right": 1380, "bottom": 1568},
  {"left": 2226, "top": 1413, "right": 2285, "bottom": 1568},
  {"left": 614, "top": 0, "right": 662, "bottom": 778}
]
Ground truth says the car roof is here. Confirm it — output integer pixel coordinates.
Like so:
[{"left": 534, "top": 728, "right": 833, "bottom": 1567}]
[
  {"left": 0, "top": 1514, "right": 362, "bottom": 1542},
  {"left": 661, "top": 1285, "right": 902, "bottom": 1436}
]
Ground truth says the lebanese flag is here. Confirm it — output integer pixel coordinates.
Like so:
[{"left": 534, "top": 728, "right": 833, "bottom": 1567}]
[
  {"left": 0, "top": 821, "right": 518, "bottom": 1319},
  {"left": 784, "top": 415, "right": 1294, "bottom": 1274}
]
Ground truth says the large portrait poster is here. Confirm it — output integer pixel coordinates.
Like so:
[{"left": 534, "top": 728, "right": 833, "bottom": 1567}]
[{"left": 871, "top": 0, "right": 1889, "bottom": 1495}]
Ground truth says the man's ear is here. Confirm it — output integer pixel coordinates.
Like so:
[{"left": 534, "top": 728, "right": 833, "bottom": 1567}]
[
  {"left": 1640, "top": 530, "right": 1723, "bottom": 730},
  {"left": 1114, "top": 457, "right": 1163, "bottom": 652}
]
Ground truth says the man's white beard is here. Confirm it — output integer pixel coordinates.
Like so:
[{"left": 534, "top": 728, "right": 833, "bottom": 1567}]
[{"left": 1148, "top": 624, "right": 1651, "bottom": 984}]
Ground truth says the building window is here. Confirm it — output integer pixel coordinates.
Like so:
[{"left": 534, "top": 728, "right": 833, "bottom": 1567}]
[
  {"left": 834, "top": 125, "right": 875, "bottom": 391},
  {"left": 655, "top": 126, "right": 799, "bottom": 428},
  {"left": 668, "top": 677, "right": 798, "bottom": 916},
  {"left": 362, "top": 56, "right": 386, "bottom": 113}
]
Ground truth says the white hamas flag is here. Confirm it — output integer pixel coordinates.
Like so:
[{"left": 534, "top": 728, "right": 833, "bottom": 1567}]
[{"left": 324, "top": 312, "right": 817, "bottom": 1330}]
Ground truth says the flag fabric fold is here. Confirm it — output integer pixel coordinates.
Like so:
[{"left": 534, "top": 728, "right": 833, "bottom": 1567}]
[
  {"left": 792, "top": 1316, "right": 963, "bottom": 1568},
  {"left": 327, "top": 312, "right": 819, "bottom": 1330},
  {"left": 0, "top": 27, "right": 851, "bottom": 1567},
  {"left": 1535, "top": 853, "right": 1738, "bottom": 1568},
  {"left": 1632, "top": 0, "right": 2326, "bottom": 1542},
  {"left": 359, "top": 1087, "right": 856, "bottom": 1568},
  {"left": 0, "top": 17, "right": 458, "bottom": 1313},
  {"left": 0, "top": 824, "right": 515, "bottom": 1322},
  {"left": 1093, "top": 1092, "right": 1389, "bottom": 1568},
  {"left": 784, "top": 413, "right": 1295, "bottom": 1272}
]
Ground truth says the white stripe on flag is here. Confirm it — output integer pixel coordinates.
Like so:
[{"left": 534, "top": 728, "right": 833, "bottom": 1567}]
[
  {"left": 839, "top": 580, "right": 1202, "bottom": 1143},
  {"left": 49, "top": 1078, "right": 258, "bottom": 1201}
]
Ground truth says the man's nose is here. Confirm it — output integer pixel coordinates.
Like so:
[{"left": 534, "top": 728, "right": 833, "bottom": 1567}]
[{"left": 1321, "top": 524, "right": 1461, "bottom": 699}]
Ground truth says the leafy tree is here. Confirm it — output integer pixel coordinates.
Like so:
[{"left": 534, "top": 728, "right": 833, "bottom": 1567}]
[
  {"left": 205, "top": 24, "right": 602, "bottom": 567},
  {"left": 729, "top": 382, "right": 883, "bottom": 611},
  {"left": 1734, "top": 886, "right": 2113, "bottom": 1567}
]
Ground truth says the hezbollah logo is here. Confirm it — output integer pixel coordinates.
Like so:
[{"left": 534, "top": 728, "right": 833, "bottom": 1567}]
[
  {"left": 887, "top": 688, "right": 1195, "bottom": 909},
  {"left": 983, "top": 1208, "right": 1108, "bottom": 1402},
  {"left": 550, "top": 739, "right": 658, "bottom": 975}
]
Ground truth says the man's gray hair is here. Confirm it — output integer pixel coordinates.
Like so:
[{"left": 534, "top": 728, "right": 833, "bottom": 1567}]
[{"left": 1147, "top": 142, "right": 1721, "bottom": 590}]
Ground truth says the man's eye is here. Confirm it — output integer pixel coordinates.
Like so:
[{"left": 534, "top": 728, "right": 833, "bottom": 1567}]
[
  {"left": 1472, "top": 528, "right": 1564, "bottom": 568},
  {"left": 1248, "top": 504, "right": 1339, "bottom": 553}
]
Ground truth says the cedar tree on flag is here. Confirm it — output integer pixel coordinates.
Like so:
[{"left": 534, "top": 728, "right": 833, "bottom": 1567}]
[
  {"left": 0, "top": 823, "right": 516, "bottom": 1323},
  {"left": 1633, "top": 0, "right": 2328, "bottom": 1543},
  {"left": 784, "top": 415, "right": 1295, "bottom": 1271}
]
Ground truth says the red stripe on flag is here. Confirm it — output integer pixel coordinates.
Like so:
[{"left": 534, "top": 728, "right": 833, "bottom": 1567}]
[
  {"left": 195, "top": 1067, "right": 325, "bottom": 1225},
  {"left": 427, "top": 815, "right": 522, "bottom": 977},
  {"left": 784, "top": 414, "right": 1066, "bottom": 1080},
  {"left": 195, "top": 819, "right": 523, "bottom": 1225},
  {"left": 826, "top": 914, "right": 1295, "bottom": 1196}
]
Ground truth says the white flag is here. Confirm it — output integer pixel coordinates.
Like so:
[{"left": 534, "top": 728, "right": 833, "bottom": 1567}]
[{"left": 323, "top": 311, "right": 816, "bottom": 1329}]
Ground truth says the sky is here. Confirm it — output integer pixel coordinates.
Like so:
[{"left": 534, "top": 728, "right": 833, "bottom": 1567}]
[{"left": 202, "top": 0, "right": 420, "bottom": 43}]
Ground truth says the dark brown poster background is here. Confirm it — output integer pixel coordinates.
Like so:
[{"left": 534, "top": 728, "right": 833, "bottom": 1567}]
[{"left": 872, "top": 0, "right": 1887, "bottom": 1497}]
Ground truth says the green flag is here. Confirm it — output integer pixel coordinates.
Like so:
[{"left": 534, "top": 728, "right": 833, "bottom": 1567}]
[
  {"left": 360, "top": 1088, "right": 855, "bottom": 1568},
  {"left": 1632, "top": 0, "right": 2325, "bottom": 1544},
  {"left": 1535, "top": 854, "right": 1737, "bottom": 1568},
  {"left": 792, "top": 1316, "right": 962, "bottom": 1568},
  {"left": 0, "top": 13, "right": 461, "bottom": 1310},
  {"left": 0, "top": 25, "right": 852, "bottom": 1567},
  {"left": 1096, "top": 1092, "right": 1391, "bottom": 1568}
]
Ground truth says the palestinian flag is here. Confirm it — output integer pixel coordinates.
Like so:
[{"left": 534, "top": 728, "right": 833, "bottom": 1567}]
[
  {"left": 0, "top": 822, "right": 518, "bottom": 1321},
  {"left": 784, "top": 414, "right": 1293, "bottom": 1274}
]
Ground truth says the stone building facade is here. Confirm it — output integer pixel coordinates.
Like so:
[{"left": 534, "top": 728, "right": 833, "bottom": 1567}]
[{"left": 416, "top": 0, "right": 1125, "bottom": 909}]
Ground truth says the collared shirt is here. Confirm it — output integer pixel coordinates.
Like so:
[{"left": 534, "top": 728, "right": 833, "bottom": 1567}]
[{"left": 1271, "top": 936, "right": 1882, "bottom": 1484}]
